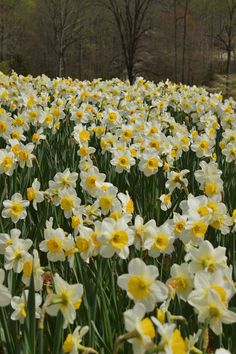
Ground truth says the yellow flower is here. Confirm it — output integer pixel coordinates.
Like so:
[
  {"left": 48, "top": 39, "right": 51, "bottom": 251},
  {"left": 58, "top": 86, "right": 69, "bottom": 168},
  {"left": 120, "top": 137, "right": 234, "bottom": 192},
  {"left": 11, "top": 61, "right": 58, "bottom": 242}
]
[{"left": 171, "top": 330, "right": 187, "bottom": 354}]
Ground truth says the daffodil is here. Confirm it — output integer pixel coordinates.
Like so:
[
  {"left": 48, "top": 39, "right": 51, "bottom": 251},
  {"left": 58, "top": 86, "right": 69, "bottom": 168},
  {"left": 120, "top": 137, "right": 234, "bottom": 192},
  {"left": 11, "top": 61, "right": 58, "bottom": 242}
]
[
  {"left": 2, "top": 193, "right": 29, "bottom": 223},
  {"left": 11, "top": 290, "right": 42, "bottom": 324},
  {"left": 151, "top": 317, "right": 187, "bottom": 354},
  {"left": 110, "top": 150, "right": 135, "bottom": 173},
  {"left": 168, "top": 263, "right": 193, "bottom": 301},
  {"left": 165, "top": 169, "right": 189, "bottom": 193},
  {"left": 94, "top": 185, "right": 119, "bottom": 215},
  {"left": 160, "top": 193, "right": 172, "bottom": 211},
  {"left": 62, "top": 326, "right": 89, "bottom": 354},
  {"left": 4, "top": 238, "right": 33, "bottom": 273},
  {"left": 118, "top": 258, "right": 168, "bottom": 311},
  {"left": 191, "top": 134, "right": 215, "bottom": 158},
  {"left": 22, "top": 250, "right": 44, "bottom": 291},
  {"left": 39, "top": 225, "right": 66, "bottom": 262},
  {"left": 185, "top": 240, "right": 227, "bottom": 273},
  {"left": 190, "top": 290, "right": 236, "bottom": 335},
  {"left": 80, "top": 166, "right": 106, "bottom": 197},
  {"left": 58, "top": 188, "right": 81, "bottom": 218},
  {"left": 54, "top": 168, "right": 78, "bottom": 190},
  {"left": 46, "top": 274, "right": 83, "bottom": 327},
  {"left": 143, "top": 222, "right": 174, "bottom": 257},
  {"left": 0, "top": 150, "right": 16, "bottom": 176},
  {"left": 138, "top": 152, "right": 162, "bottom": 177},
  {"left": 75, "top": 225, "right": 97, "bottom": 263},
  {"left": 0, "top": 228, "right": 21, "bottom": 254},
  {"left": 27, "top": 178, "right": 44, "bottom": 210},
  {"left": 17, "top": 142, "right": 35, "bottom": 168},
  {"left": 132, "top": 215, "right": 156, "bottom": 250},
  {"left": 123, "top": 303, "right": 155, "bottom": 354},
  {"left": 0, "top": 269, "right": 12, "bottom": 307},
  {"left": 98, "top": 217, "right": 134, "bottom": 259}
]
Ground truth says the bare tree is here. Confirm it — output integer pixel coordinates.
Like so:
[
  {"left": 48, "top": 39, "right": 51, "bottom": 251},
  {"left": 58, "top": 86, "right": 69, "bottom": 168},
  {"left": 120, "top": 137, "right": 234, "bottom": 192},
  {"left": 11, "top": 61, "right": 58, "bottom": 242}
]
[
  {"left": 0, "top": 0, "right": 22, "bottom": 62},
  {"left": 41, "top": 0, "right": 86, "bottom": 77},
  {"left": 181, "top": 0, "right": 190, "bottom": 83},
  {"left": 99, "top": 0, "right": 152, "bottom": 84},
  {"left": 216, "top": 0, "right": 236, "bottom": 96},
  {"left": 173, "top": 0, "right": 178, "bottom": 81}
]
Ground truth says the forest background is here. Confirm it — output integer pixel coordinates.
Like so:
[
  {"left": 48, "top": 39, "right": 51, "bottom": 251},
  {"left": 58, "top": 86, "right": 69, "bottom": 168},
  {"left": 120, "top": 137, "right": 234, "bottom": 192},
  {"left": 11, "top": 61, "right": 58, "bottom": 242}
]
[{"left": 1, "top": 0, "right": 236, "bottom": 96}]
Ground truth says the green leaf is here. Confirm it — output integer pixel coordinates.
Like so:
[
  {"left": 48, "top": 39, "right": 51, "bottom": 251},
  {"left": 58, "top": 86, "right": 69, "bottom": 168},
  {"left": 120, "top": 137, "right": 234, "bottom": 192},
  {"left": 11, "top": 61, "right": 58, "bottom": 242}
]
[
  {"left": 52, "top": 311, "right": 64, "bottom": 354},
  {"left": 24, "top": 272, "right": 36, "bottom": 354}
]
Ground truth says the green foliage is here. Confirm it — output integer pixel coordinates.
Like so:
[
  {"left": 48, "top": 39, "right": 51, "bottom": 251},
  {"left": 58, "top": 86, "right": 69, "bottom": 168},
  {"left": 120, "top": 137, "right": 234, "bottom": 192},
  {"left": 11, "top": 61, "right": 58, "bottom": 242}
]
[
  {"left": 11, "top": 54, "right": 29, "bottom": 76},
  {"left": 0, "top": 61, "right": 11, "bottom": 75}
]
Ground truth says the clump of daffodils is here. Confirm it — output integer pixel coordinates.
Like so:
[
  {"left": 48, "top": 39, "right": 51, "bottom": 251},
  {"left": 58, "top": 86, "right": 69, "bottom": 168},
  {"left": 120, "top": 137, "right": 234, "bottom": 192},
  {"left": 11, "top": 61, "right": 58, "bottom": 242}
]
[{"left": 0, "top": 72, "right": 235, "bottom": 353}]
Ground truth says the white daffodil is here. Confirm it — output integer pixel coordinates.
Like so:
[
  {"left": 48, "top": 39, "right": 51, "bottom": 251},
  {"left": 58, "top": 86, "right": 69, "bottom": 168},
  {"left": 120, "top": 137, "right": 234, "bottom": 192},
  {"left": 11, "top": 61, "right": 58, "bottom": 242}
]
[
  {"left": 104, "top": 109, "right": 122, "bottom": 127},
  {"left": 188, "top": 269, "right": 235, "bottom": 308},
  {"left": 31, "top": 127, "right": 46, "bottom": 145},
  {"left": 143, "top": 222, "right": 174, "bottom": 257},
  {"left": 185, "top": 214, "right": 209, "bottom": 244},
  {"left": 70, "top": 208, "right": 84, "bottom": 235},
  {"left": 185, "top": 240, "right": 227, "bottom": 273},
  {"left": 191, "top": 133, "right": 215, "bottom": 158},
  {"left": 215, "top": 349, "right": 231, "bottom": 354},
  {"left": 117, "top": 258, "right": 168, "bottom": 311},
  {"left": 0, "top": 150, "right": 16, "bottom": 176},
  {"left": 132, "top": 215, "right": 156, "bottom": 250},
  {"left": 17, "top": 142, "right": 35, "bottom": 168},
  {"left": 0, "top": 269, "right": 12, "bottom": 307},
  {"left": 151, "top": 317, "right": 187, "bottom": 354},
  {"left": 98, "top": 217, "right": 134, "bottom": 259},
  {"left": 160, "top": 193, "right": 172, "bottom": 211},
  {"left": 22, "top": 250, "right": 44, "bottom": 291},
  {"left": 190, "top": 290, "right": 236, "bottom": 335},
  {"left": 118, "top": 191, "right": 135, "bottom": 214},
  {"left": 94, "top": 185, "right": 119, "bottom": 215},
  {"left": 165, "top": 169, "right": 189, "bottom": 193},
  {"left": 209, "top": 202, "right": 232, "bottom": 235},
  {"left": 172, "top": 213, "right": 188, "bottom": 240},
  {"left": 46, "top": 274, "right": 83, "bottom": 328},
  {"left": 194, "top": 161, "right": 223, "bottom": 199},
  {"left": 62, "top": 326, "right": 89, "bottom": 354},
  {"left": 180, "top": 194, "right": 210, "bottom": 219},
  {"left": 11, "top": 290, "right": 42, "bottom": 324},
  {"left": 167, "top": 263, "right": 193, "bottom": 301},
  {"left": 54, "top": 168, "right": 78, "bottom": 190},
  {"left": 80, "top": 166, "right": 106, "bottom": 197},
  {"left": 222, "top": 143, "right": 236, "bottom": 163},
  {"left": 77, "top": 144, "right": 96, "bottom": 158},
  {"left": 27, "top": 178, "right": 44, "bottom": 210},
  {"left": 123, "top": 303, "right": 155, "bottom": 354},
  {"left": 64, "top": 234, "right": 77, "bottom": 268},
  {"left": 138, "top": 152, "right": 163, "bottom": 177},
  {"left": 2, "top": 193, "right": 29, "bottom": 223},
  {"left": 5, "top": 238, "right": 33, "bottom": 273},
  {"left": 72, "top": 124, "right": 91, "bottom": 145},
  {"left": 39, "top": 225, "right": 66, "bottom": 262},
  {"left": 75, "top": 225, "right": 96, "bottom": 263},
  {"left": 0, "top": 228, "right": 21, "bottom": 254},
  {"left": 110, "top": 150, "right": 135, "bottom": 173},
  {"left": 58, "top": 188, "right": 81, "bottom": 218}
]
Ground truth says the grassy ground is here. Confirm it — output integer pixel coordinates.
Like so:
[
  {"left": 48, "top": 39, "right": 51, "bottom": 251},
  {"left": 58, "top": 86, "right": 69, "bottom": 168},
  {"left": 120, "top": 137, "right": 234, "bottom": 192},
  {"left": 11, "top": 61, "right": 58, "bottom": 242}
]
[{"left": 204, "top": 73, "right": 236, "bottom": 98}]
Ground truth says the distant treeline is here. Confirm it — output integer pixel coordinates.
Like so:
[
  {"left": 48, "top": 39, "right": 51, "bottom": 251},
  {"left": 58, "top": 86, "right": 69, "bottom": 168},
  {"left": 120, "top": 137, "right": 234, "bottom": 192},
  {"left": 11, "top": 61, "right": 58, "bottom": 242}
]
[{"left": 0, "top": 0, "right": 236, "bottom": 92}]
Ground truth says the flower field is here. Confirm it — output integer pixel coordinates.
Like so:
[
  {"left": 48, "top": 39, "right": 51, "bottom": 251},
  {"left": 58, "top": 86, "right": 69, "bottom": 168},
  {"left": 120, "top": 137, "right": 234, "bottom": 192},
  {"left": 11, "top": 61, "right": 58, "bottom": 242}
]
[{"left": 0, "top": 72, "right": 236, "bottom": 354}]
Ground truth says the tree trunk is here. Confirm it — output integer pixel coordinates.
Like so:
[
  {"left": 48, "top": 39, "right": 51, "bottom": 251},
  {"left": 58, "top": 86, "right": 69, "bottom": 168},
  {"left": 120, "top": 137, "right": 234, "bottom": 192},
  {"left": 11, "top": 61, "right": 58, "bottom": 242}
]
[
  {"left": 58, "top": 50, "right": 65, "bottom": 77},
  {"left": 226, "top": 48, "right": 231, "bottom": 97},
  {"left": 182, "top": 0, "right": 189, "bottom": 83},
  {"left": 78, "top": 39, "right": 82, "bottom": 79},
  {"left": 173, "top": 0, "right": 178, "bottom": 82},
  {"left": 0, "top": 5, "right": 4, "bottom": 62},
  {"left": 127, "top": 63, "right": 134, "bottom": 84}
]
